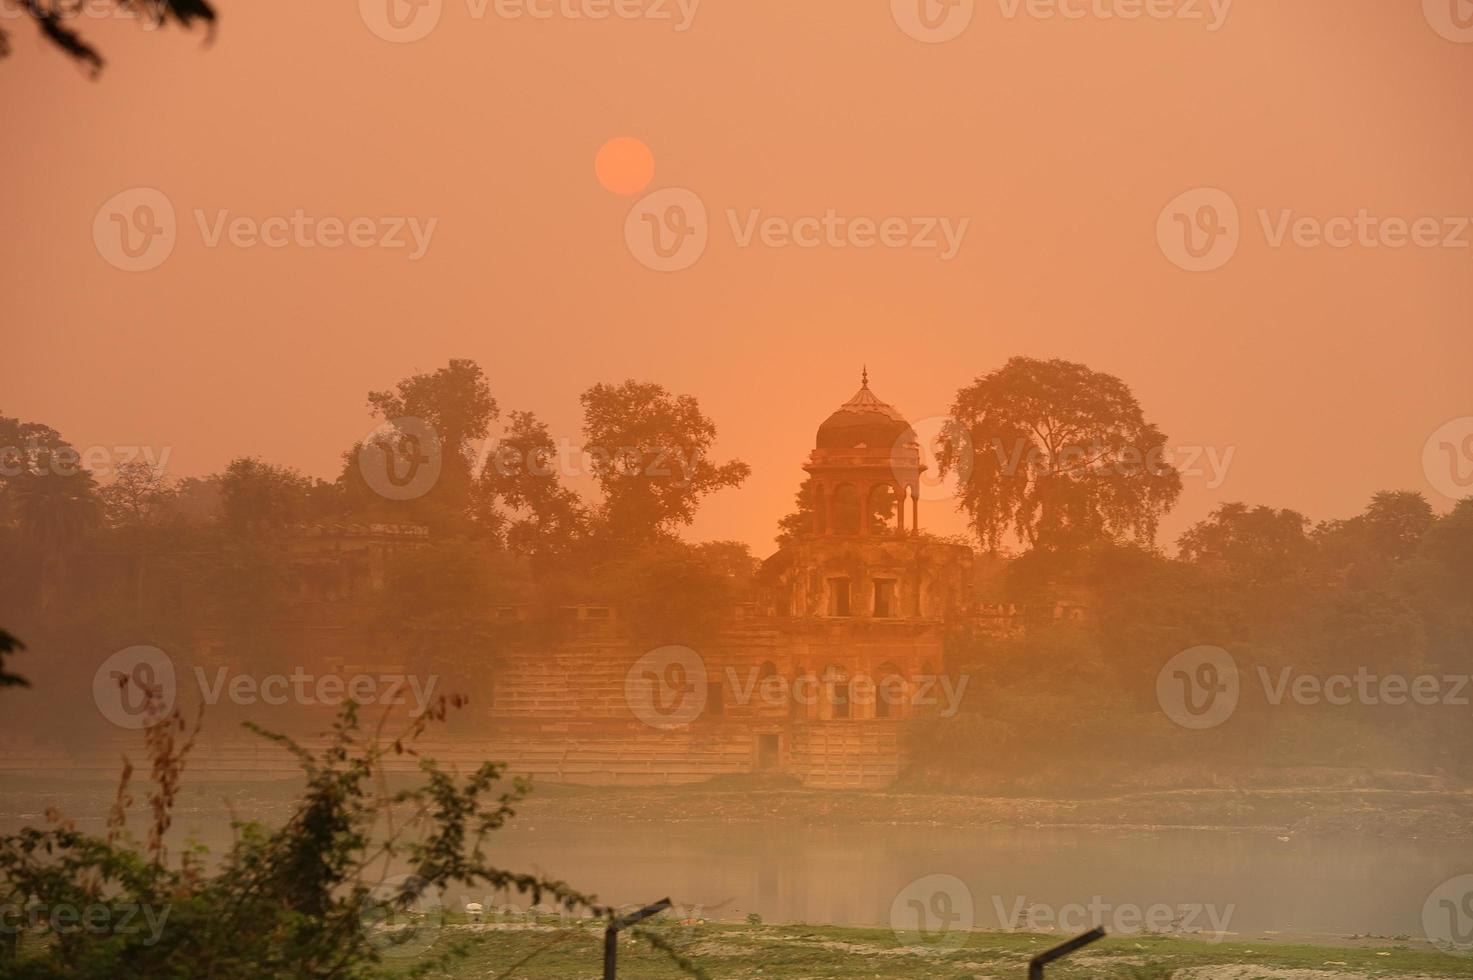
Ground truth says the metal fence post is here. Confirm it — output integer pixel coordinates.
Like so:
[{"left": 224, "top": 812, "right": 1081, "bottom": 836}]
[
  {"left": 603, "top": 897, "right": 673, "bottom": 980},
  {"left": 1028, "top": 926, "right": 1106, "bottom": 980}
]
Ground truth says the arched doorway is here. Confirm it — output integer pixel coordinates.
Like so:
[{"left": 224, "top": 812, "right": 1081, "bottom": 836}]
[{"left": 830, "top": 484, "right": 861, "bottom": 535}]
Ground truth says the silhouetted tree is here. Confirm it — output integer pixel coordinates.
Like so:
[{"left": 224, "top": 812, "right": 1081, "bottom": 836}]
[
  {"left": 478, "top": 410, "right": 589, "bottom": 562},
  {"left": 9, "top": 455, "right": 101, "bottom": 611},
  {"left": 940, "top": 357, "right": 1182, "bottom": 553},
  {"left": 345, "top": 359, "right": 503, "bottom": 537},
  {"left": 580, "top": 380, "right": 749, "bottom": 544},
  {"left": 0, "top": 0, "right": 216, "bottom": 78},
  {"left": 218, "top": 457, "right": 329, "bottom": 534},
  {"left": 1178, "top": 502, "right": 1313, "bottom": 581}
]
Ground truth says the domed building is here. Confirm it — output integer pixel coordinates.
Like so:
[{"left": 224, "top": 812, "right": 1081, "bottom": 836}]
[
  {"left": 761, "top": 371, "right": 974, "bottom": 623},
  {"left": 477, "top": 372, "right": 977, "bottom": 789},
  {"left": 806, "top": 367, "right": 926, "bottom": 539}
]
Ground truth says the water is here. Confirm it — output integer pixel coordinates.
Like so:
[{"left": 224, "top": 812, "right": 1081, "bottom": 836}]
[
  {"left": 3, "top": 786, "right": 1461, "bottom": 941},
  {"left": 488, "top": 820, "right": 1462, "bottom": 940}
]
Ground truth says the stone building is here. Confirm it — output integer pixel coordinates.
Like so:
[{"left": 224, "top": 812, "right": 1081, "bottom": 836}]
[{"left": 486, "top": 374, "right": 974, "bottom": 788}]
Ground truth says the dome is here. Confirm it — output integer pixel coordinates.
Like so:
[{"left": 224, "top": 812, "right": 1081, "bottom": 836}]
[{"left": 815, "top": 371, "right": 916, "bottom": 451}]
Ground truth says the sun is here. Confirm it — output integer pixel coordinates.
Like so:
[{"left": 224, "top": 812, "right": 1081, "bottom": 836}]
[{"left": 594, "top": 137, "right": 655, "bottom": 196}]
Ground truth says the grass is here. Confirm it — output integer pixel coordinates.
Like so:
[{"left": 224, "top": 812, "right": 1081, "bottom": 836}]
[{"left": 385, "top": 920, "right": 1473, "bottom": 979}]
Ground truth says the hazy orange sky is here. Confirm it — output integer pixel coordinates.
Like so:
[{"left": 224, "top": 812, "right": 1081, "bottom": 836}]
[{"left": 3, "top": 0, "right": 1470, "bottom": 553}]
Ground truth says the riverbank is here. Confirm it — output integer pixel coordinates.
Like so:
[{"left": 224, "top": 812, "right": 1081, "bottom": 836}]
[
  {"left": 4, "top": 774, "right": 1472, "bottom": 841},
  {"left": 513, "top": 779, "right": 1473, "bottom": 841},
  {"left": 392, "top": 921, "right": 1473, "bottom": 979}
]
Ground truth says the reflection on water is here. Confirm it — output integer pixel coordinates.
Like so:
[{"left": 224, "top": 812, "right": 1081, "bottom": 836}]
[
  {"left": 2, "top": 791, "right": 1460, "bottom": 940},
  {"left": 491, "top": 820, "right": 1460, "bottom": 939}
]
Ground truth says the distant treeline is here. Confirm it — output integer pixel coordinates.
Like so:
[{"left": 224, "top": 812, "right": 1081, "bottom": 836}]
[{"left": 910, "top": 493, "right": 1473, "bottom": 790}]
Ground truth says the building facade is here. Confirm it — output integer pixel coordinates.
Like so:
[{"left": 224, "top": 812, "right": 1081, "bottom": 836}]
[{"left": 485, "top": 374, "right": 974, "bottom": 788}]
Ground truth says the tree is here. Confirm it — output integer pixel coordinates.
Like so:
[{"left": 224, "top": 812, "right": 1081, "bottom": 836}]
[
  {"left": 0, "top": 701, "right": 703, "bottom": 978},
  {"left": 774, "top": 478, "right": 817, "bottom": 548},
  {"left": 1178, "top": 502, "right": 1312, "bottom": 580},
  {"left": 0, "top": 0, "right": 216, "bottom": 78},
  {"left": 1361, "top": 490, "right": 1436, "bottom": 563},
  {"left": 8, "top": 455, "right": 102, "bottom": 612},
  {"left": 0, "top": 412, "right": 73, "bottom": 528},
  {"left": 774, "top": 477, "right": 901, "bottom": 548},
  {"left": 100, "top": 459, "right": 177, "bottom": 531},
  {"left": 580, "top": 381, "right": 749, "bottom": 543},
  {"left": 602, "top": 540, "right": 744, "bottom": 645},
  {"left": 367, "top": 359, "right": 497, "bottom": 477},
  {"left": 218, "top": 457, "right": 326, "bottom": 534},
  {"left": 349, "top": 359, "right": 501, "bottom": 537},
  {"left": 940, "top": 357, "right": 1182, "bottom": 552},
  {"left": 99, "top": 459, "right": 180, "bottom": 617},
  {"left": 478, "top": 410, "right": 588, "bottom": 562}
]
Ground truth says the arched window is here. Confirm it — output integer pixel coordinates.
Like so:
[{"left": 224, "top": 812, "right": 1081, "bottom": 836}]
[
  {"left": 756, "top": 661, "right": 782, "bottom": 713},
  {"left": 823, "top": 664, "right": 850, "bottom": 720},
  {"left": 874, "top": 662, "right": 904, "bottom": 719},
  {"left": 830, "top": 484, "right": 861, "bottom": 535},
  {"left": 867, "top": 484, "right": 898, "bottom": 535}
]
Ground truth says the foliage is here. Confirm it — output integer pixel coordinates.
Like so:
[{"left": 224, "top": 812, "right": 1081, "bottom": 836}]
[
  {"left": 0, "top": 628, "right": 26, "bottom": 690},
  {"left": 99, "top": 461, "right": 178, "bottom": 532},
  {"left": 580, "top": 380, "right": 750, "bottom": 543},
  {"left": 219, "top": 457, "right": 337, "bottom": 535},
  {"left": 940, "top": 357, "right": 1182, "bottom": 552},
  {"left": 0, "top": 697, "right": 701, "bottom": 979},
  {"left": 477, "top": 410, "right": 589, "bottom": 563},
  {"left": 0, "top": 0, "right": 216, "bottom": 78},
  {"left": 910, "top": 492, "right": 1473, "bottom": 790}
]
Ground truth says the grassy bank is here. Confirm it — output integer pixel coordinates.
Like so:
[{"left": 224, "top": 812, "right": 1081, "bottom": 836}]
[
  {"left": 512, "top": 779, "right": 1473, "bottom": 841},
  {"left": 5, "top": 774, "right": 1473, "bottom": 841},
  {"left": 391, "top": 921, "right": 1473, "bottom": 979}
]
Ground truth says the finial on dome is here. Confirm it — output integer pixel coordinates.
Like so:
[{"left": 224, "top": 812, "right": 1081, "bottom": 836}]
[{"left": 861, "top": 365, "right": 869, "bottom": 388}]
